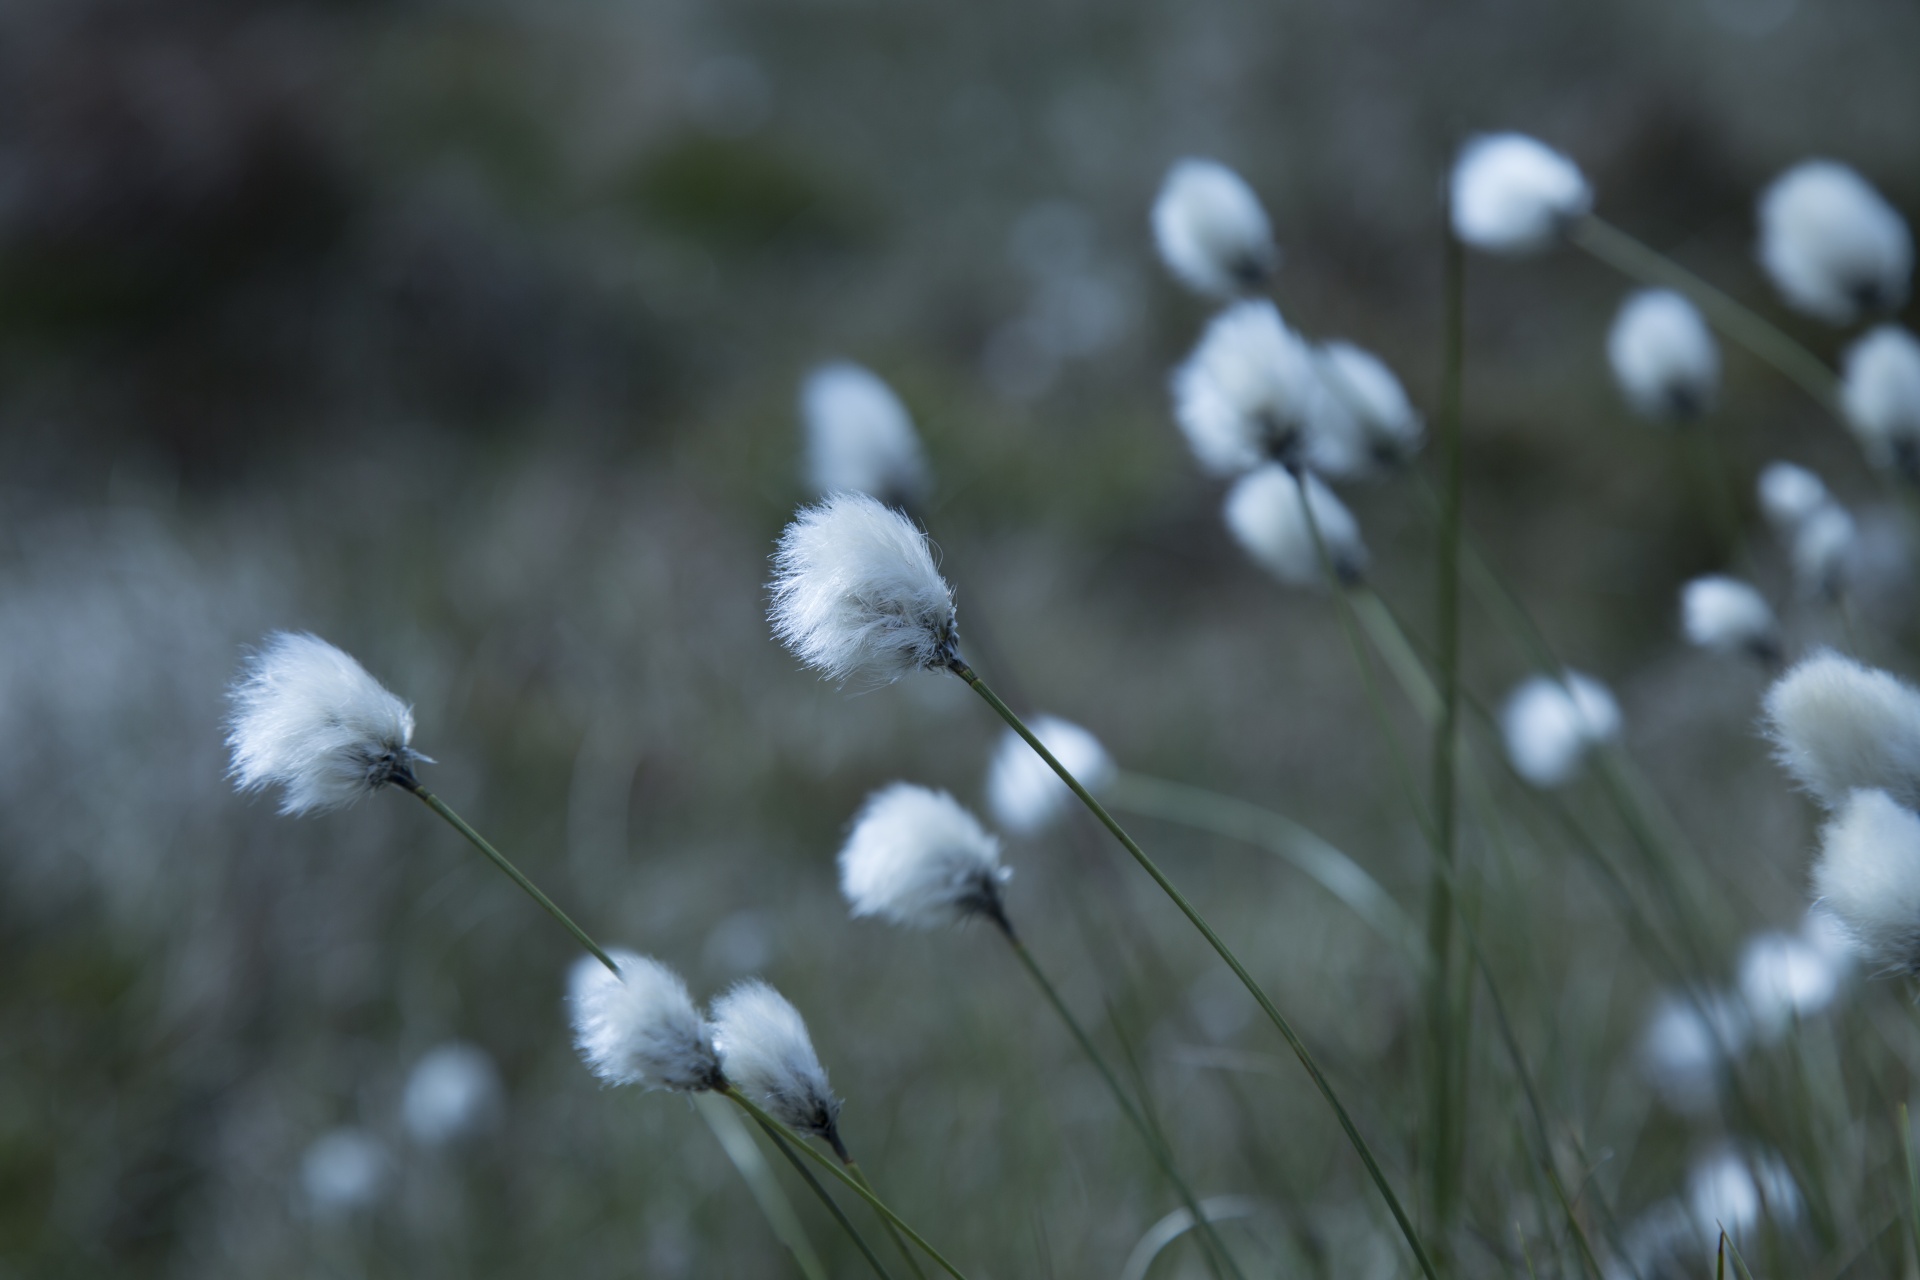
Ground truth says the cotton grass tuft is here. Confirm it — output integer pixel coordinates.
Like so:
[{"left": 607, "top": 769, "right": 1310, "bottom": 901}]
[
  {"left": 800, "top": 361, "right": 931, "bottom": 504},
  {"left": 1680, "top": 576, "right": 1778, "bottom": 662},
  {"left": 402, "top": 1041, "right": 503, "bottom": 1146},
  {"left": 1757, "top": 160, "right": 1912, "bottom": 325},
  {"left": 986, "top": 715, "right": 1116, "bottom": 835},
  {"left": 1500, "top": 672, "right": 1620, "bottom": 788},
  {"left": 1763, "top": 651, "right": 1920, "bottom": 812},
  {"left": 1449, "top": 133, "right": 1591, "bottom": 255},
  {"left": 1151, "top": 158, "right": 1278, "bottom": 298},
  {"left": 1812, "top": 788, "right": 1920, "bottom": 974},
  {"left": 839, "top": 783, "right": 1010, "bottom": 930},
  {"left": 568, "top": 950, "right": 723, "bottom": 1092},
  {"left": 1607, "top": 289, "right": 1719, "bottom": 420},
  {"left": 1171, "top": 301, "right": 1351, "bottom": 477},
  {"left": 1224, "top": 465, "right": 1367, "bottom": 589},
  {"left": 1840, "top": 326, "right": 1920, "bottom": 479},
  {"left": 711, "top": 980, "right": 844, "bottom": 1152}
]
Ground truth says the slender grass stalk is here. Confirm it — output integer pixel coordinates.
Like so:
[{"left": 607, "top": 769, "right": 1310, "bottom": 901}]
[
  {"left": 843, "top": 1161, "right": 928, "bottom": 1280},
  {"left": 399, "top": 779, "right": 619, "bottom": 974},
  {"left": 694, "top": 1093, "right": 852, "bottom": 1280},
  {"left": 944, "top": 658, "right": 1441, "bottom": 1280},
  {"left": 721, "top": 1087, "right": 970, "bottom": 1280},
  {"left": 1566, "top": 215, "right": 1842, "bottom": 411},
  {"left": 1903, "top": 1103, "right": 1920, "bottom": 1266}
]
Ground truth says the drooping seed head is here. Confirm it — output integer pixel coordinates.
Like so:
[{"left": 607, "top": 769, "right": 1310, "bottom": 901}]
[
  {"left": 986, "top": 714, "right": 1116, "bottom": 836},
  {"left": 1813, "top": 788, "right": 1920, "bottom": 975},
  {"left": 1315, "top": 340, "right": 1425, "bottom": 470},
  {"left": 839, "top": 783, "right": 1010, "bottom": 930},
  {"left": 1500, "top": 671, "right": 1621, "bottom": 788},
  {"left": 1680, "top": 575, "right": 1779, "bottom": 662},
  {"left": 226, "top": 631, "right": 425, "bottom": 815},
  {"left": 1150, "top": 158, "right": 1279, "bottom": 299},
  {"left": 568, "top": 950, "right": 723, "bottom": 1092},
  {"left": 1223, "top": 464, "right": 1368, "bottom": 589},
  {"left": 1607, "top": 289, "right": 1720, "bottom": 421},
  {"left": 1840, "top": 326, "right": 1920, "bottom": 480},
  {"left": 1763, "top": 651, "right": 1920, "bottom": 812},
  {"left": 711, "top": 980, "right": 843, "bottom": 1148},
  {"left": 402, "top": 1042, "right": 503, "bottom": 1146},
  {"left": 1757, "top": 461, "right": 1829, "bottom": 534},
  {"left": 1449, "top": 133, "right": 1592, "bottom": 255},
  {"left": 800, "top": 361, "right": 931, "bottom": 505},
  {"left": 1171, "top": 301, "right": 1353, "bottom": 477},
  {"left": 768, "top": 493, "right": 959, "bottom": 685},
  {"left": 1757, "top": 160, "right": 1912, "bottom": 325}
]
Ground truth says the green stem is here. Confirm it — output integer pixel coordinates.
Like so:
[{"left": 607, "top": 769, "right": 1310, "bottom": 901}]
[
  {"left": 947, "top": 660, "right": 1440, "bottom": 1280},
  {"left": 766, "top": 1138, "right": 896, "bottom": 1280},
  {"left": 845, "top": 1162, "right": 928, "bottom": 1280},
  {"left": 1567, "top": 215, "right": 1842, "bottom": 411},
  {"left": 402, "top": 782, "right": 619, "bottom": 975},
  {"left": 723, "top": 1088, "right": 969, "bottom": 1280},
  {"left": 694, "top": 1093, "right": 864, "bottom": 1280}
]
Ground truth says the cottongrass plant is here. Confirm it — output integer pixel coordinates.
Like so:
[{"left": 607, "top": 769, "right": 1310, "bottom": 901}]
[
  {"left": 401, "top": 1042, "right": 503, "bottom": 1147},
  {"left": 1150, "top": 157, "right": 1278, "bottom": 299},
  {"left": 1223, "top": 464, "right": 1368, "bottom": 588},
  {"left": 1607, "top": 288, "right": 1721, "bottom": 421},
  {"left": 1839, "top": 325, "right": 1920, "bottom": 479},
  {"left": 1757, "top": 159, "right": 1913, "bottom": 325},
  {"left": 801, "top": 360, "right": 931, "bottom": 506},
  {"left": 1447, "top": 132, "right": 1591, "bottom": 255},
  {"left": 983, "top": 716, "right": 1116, "bottom": 836},
  {"left": 1680, "top": 575, "right": 1781, "bottom": 665},
  {"left": 1499, "top": 671, "right": 1622, "bottom": 789}
]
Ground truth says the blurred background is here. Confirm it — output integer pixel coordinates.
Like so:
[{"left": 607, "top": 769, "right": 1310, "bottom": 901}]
[{"left": 4, "top": 0, "right": 1919, "bottom": 1275}]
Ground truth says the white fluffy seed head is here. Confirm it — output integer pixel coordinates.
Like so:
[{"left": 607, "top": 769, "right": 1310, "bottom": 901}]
[
  {"left": 1791, "top": 502, "right": 1859, "bottom": 599},
  {"left": 711, "top": 980, "right": 842, "bottom": 1145},
  {"left": 1812, "top": 788, "right": 1920, "bottom": 974},
  {"left": 800, "top": 362, "right": 931, "bottom": 504},
  {"left": 1607, "top": 289, "right": 1720, "bottom": 420},
  {"left": 1763, "top": 651, "right": 1920, "bottom": 812},
  {"left": 1841, "top": 326, "right": 1920, "bottom": 478},
  {"left": 1639, "top": 990, "right": 1747, "bottom": 1116},
  {"left": 1171, "top": 301, "right": 1358, "bottom": 478},
  {"left": 1224, "top": 464, "right": 1368, "bottom": 589},
  {"left": 768, "top": 493, "right": 959, "bottom": 685},
  {"left": 1151, "top": 158, "right": 1278, "bottom": 299},
  {"left": 402, "top": 1042, "right": 503, "bottom": 1146},
  {"left": 839, "top": 783, "right": 1010, "bottom": 930},
  {"left": 1757, "top": 461, "right": 1829, "bottom": 533},
  {"left": 986, "top": 714, "right": 1116, "bottom": 835},
  {"left": 1500, "top": 672, "right": 1621, "bottom": 789},
  {"left": 1680, "top": 576, "right": 1779, "bottom": 661},
  {"left": 1758, "top": 160, "right": 1912, "bottom": 325},
  {"left": 1449, "top": 133, "right": 1592, "bottom": 255},
  {"left": 1737, "top": 931, "right": 1841, "bottom": 1043},
  {"left": 1687, "top": 1146, "right": 1801, "bottom": 1243},
  {"left": 226, "top": 631, "right": 423, "bottom": 816},
  {"left": 568, "top": 951, "right": 723, "bottom": 1092},
  {"left": 1316, "top": 341, "right": 1425, "bottom": 469},
  {"left": 300, "top": 1128, "right": 388, "bottom": 1217}
]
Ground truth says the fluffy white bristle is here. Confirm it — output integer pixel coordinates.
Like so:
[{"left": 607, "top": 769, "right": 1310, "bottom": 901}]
[
  {"left": 1316, "top": 341, "right": 1424, "bottom": 469},
  {"left": 986, "top": 714, "right": 1116, "bottom": 836},
  {"left": 1171, "top": 301, "right": 1356, "bottom": 478},
  {"left": 1763, "top": 651, "right": 1920, "bottom": 811},
  {"left": 1736, "top": 931, "right": 1841, "bottom": 1043},
  {"left": 1500, "top": 671, "right": 1620, "bottom": 788},
  {"left": 839, "top": 783, "right": 1010, "bottom": 930},
  {"left": 568, "top": 950, "right": 722, "bottom": 1092},
  {"left": 1450, "top": 133, "right": 1591, "bottom": 255},
  {"left": 1758, "top": 160, "right": 1912, "bottom": 325},
  {"left": 1757, "top": 461, "right": 1828, "bottom": 533},
  {"left": 1840, "top": 326, "right": 1920, "bottom": 477},
  {"left": 711, "top": 980, "right": 843, "bottom": 1147},
  {"left": 1680, "top": 575, "right": 1778, "bottom": 661},
  {"left": 801, "top": 361, "right": 931, "bottom": 503},
  {"left": 1607, "top": 289, "right": 1720, "bottom": 420},
  {"left": 1812, "top": 788, "right": 1920, "bottom": 974},
  {"left": 1151, "top": 158, "right": 1278, "bottom": 299},
  {"left": 1223, "top": 464, "right": 1367, "bottom": 589}
]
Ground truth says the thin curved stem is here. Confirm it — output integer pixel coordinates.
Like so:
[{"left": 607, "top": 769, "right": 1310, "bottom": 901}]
[
  {"left": 695, "top": 1093, "right": 873, "bottom": 1280},
  {"left": 947, "top": 660, "right": 1440, "bottom": 1280},
  {"left": 844, "top": 1162, "right": 928, "bottom": 1280}
]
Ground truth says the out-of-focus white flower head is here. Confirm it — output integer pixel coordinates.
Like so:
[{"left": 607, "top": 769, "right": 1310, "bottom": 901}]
[
  {"left": 1171, "top": 301, "right": 1357, "bottom": 478},
  {"left": 711, "top": 980, "right": 844, "bottom": 1153},
  {"left": 1680, "top": 575, "right": 1780, "bottom": 662},
  {"left": 227, "top": 631, "right": 425, "bottom": 815},
  {"left": 568, "top": 950, "right": 723, "bottom": 1092},
  {"left": 1224, "top": 465, "right": 1367, "bottom": 589},
  {"left": 1639, "top": 990, "right": 1748, "bottom": 1116},
  {"left": 1737, "top": 931, "right": 1841, "bottom": 1043},
  {"left": 1450, "top": 133, "right": 1592, "bottom": 255},
  {"left": 1607, "top": 289, "right": 1720, "bottom": 420},
  {"left": 986, "top": 714, "right": 1116, "bottom": 836},
  {"left": 1151, "top": 158, "right": 1279, "bottom": 299},
  {"left": 800, "top": 361, "right": 931, "bottom": 504},
  {"left": 1757, "top": 160, "right": 1912, "bottom": 325},
  {"left": 1757, "top": 461, "right": 1829, "bottom": 533},
  {"left": 300, "top": 1128, "right": 388, "bottom": 1218},
  {"left": 1686, "top": 1146, "right": 1801, "bottom": 1245},
  {"left": 1812, "top": 788, "right": 1920, "bottom": 974},
  {"left": 1790, "top": 503, "right": 1859, "bottom": 600},
  {"left": 403, "top": 1041, "right": 503, "bottom": 1146},
  {"left": 1316, "top": 341, "right": 1425, "bottom": 469},
  {"left": 1840, "top": 326, "right": 1920, "bottom": 479},
  {"left": 839, "top": 783, "right": 1011, "bottom": 930},
  {"left": 1500, "top": 672, "right": 1620, "bottom": 788},
  {"left": 1763, "top": 651, "right": 1920, "bottom": 811},
  {"left": 769, "top": 493, "right": 959, "bottom": 685}
]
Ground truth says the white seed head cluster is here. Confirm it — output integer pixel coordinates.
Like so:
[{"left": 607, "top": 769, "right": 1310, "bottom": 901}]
[
  {"left": 1757, "top": 160, "right": 1912, "bottom": 325},
  {"left": 1316, "top": 341, "right": 1425, "bottom": 468},
  {"left": 1449, "top": 133, "right": 1592, "bottom": 255},
  {"left": 402, "top": 1041, "right": 503, "bottom": 1146},
  {"left": 769, "top": 493, "right": 959, "bottom": 685},
  {"left": 1172, "top": 301, "right": 1352, "bottom": 477},
  {"left": 226, "top": 631, "right": 423, "bottom": 816},
  {"left": 839, "top": 783, "right": 1010, "bottom": 930},
  {"left": 1812, "top": 789, "right": 1920, "bottom": 974},
  {"left": 711, "top": 980, "right": 842, "bottom": 1144},
  {"left": 299, "top": 1128, "right": 389, "bottom": 1217},
  {"left": 1151, "top": 158, "right": 1278, "bottom": 299},
  {"left": 1500, "top": 671, "right": 1621, "bottom": 789},
  {"left": 1638, "top": 990, "right": 1747, "bottom": 1116},
  {"left": 1763, "top": 651, "right": 1920, "bottom": 812},
  {"left": 986, "top": 714, "right": 1116, "bottom": 836},
  {"left": 1679, "top": 575, "right": 1779, "bottom": 661},
  {"left": 800, "top": 361, "right": 931, "bottom": 504},
  {"left": 568, "top": 951, "right": 723, "bottom": 1092},
  {"left": 1736, "top": 930, "right": 1841, "bottom": 1042},
  {"left": 1840, "top": 326, "right": 1920, "bottom": 478},
  {"left": 1757, "top": 461, "right": 1827, "bottom": 532},
  {"left": 1607, "top": 289, "right": 1720, "bottom": 420},
  {"left": 1756, "top": 462, "right": 1856, "bottom": 598},
  {"left": 1223, "top": 464, "right": 1368, "bottom": 589}
]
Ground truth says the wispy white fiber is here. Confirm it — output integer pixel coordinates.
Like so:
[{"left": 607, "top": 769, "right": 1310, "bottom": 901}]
[
  {"left": 1224, "top": 464, "right": 1367, "bottom": 588},
  {"left": 1840, "top": 326, "right": 1920, "bottom": 476},
  {"left": 1449, "top": 133, "right": 1592, "bottom": 255},
  {"left": 1316, "top": 341, "right": 1425, "bottom": 469},
  {"left": 1680, "top": 575, "right": 1779, "bottom": 661},
  {"left": 1757, "top": 461, "right": 1829, "bottom": 533},
  {"left": 568, "top": 950, "right": 723, "bottom": 1092},
  {"left": 1607, "top": 289, "right": 1720, "bottom": 420},
  {"left": 711, "top": 980, "right": 843, "bottom": 1146},
  {"left": 1687, "top": 1146, "right": 1801, "bottom": 1243},
  {"left": 1736, "top": 931, "right": 1841, "bottom": 1043},
  {"left": 1763, "top": 651, "right": 1920, "bottom": 811},
  {"left": 839, "top": 783, "right": 1010, "bottom": 929},
  {"left": 403, "top": 1041, "right": 503, "bottom": 1146},
  {"left": 300, "top": 1128, "right": 388, "bottom": 1217},
  {"left": 768, "top": 493, "right": 958, "bottom": 685},
  {"left": 1151, "top": 158, "right": 1278, "bottom": 299},
  {"left": 1171, "top": 301, "right": 1355, "bottom": 477},
  {"left": 226, "top": 631, "right": 423, "bottom": 815},
  {"left": 1757, "top": 160, "right": 1912, "bottom": 325},
  {"left": 1500, "top": 672, "right": 1620, "bottom": 788},
  {"left": 1639, "top": 990, "right": 1748, "bottom": 1116},
  {"left": 986, "top": 714, "right": 1116, "bottom": 835},
  {"left": 800, "top": 361, "right": 931, "bottom": 503},
  {"left": 1812, "top": 788, "right": 1920, "bottom": 974}
]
